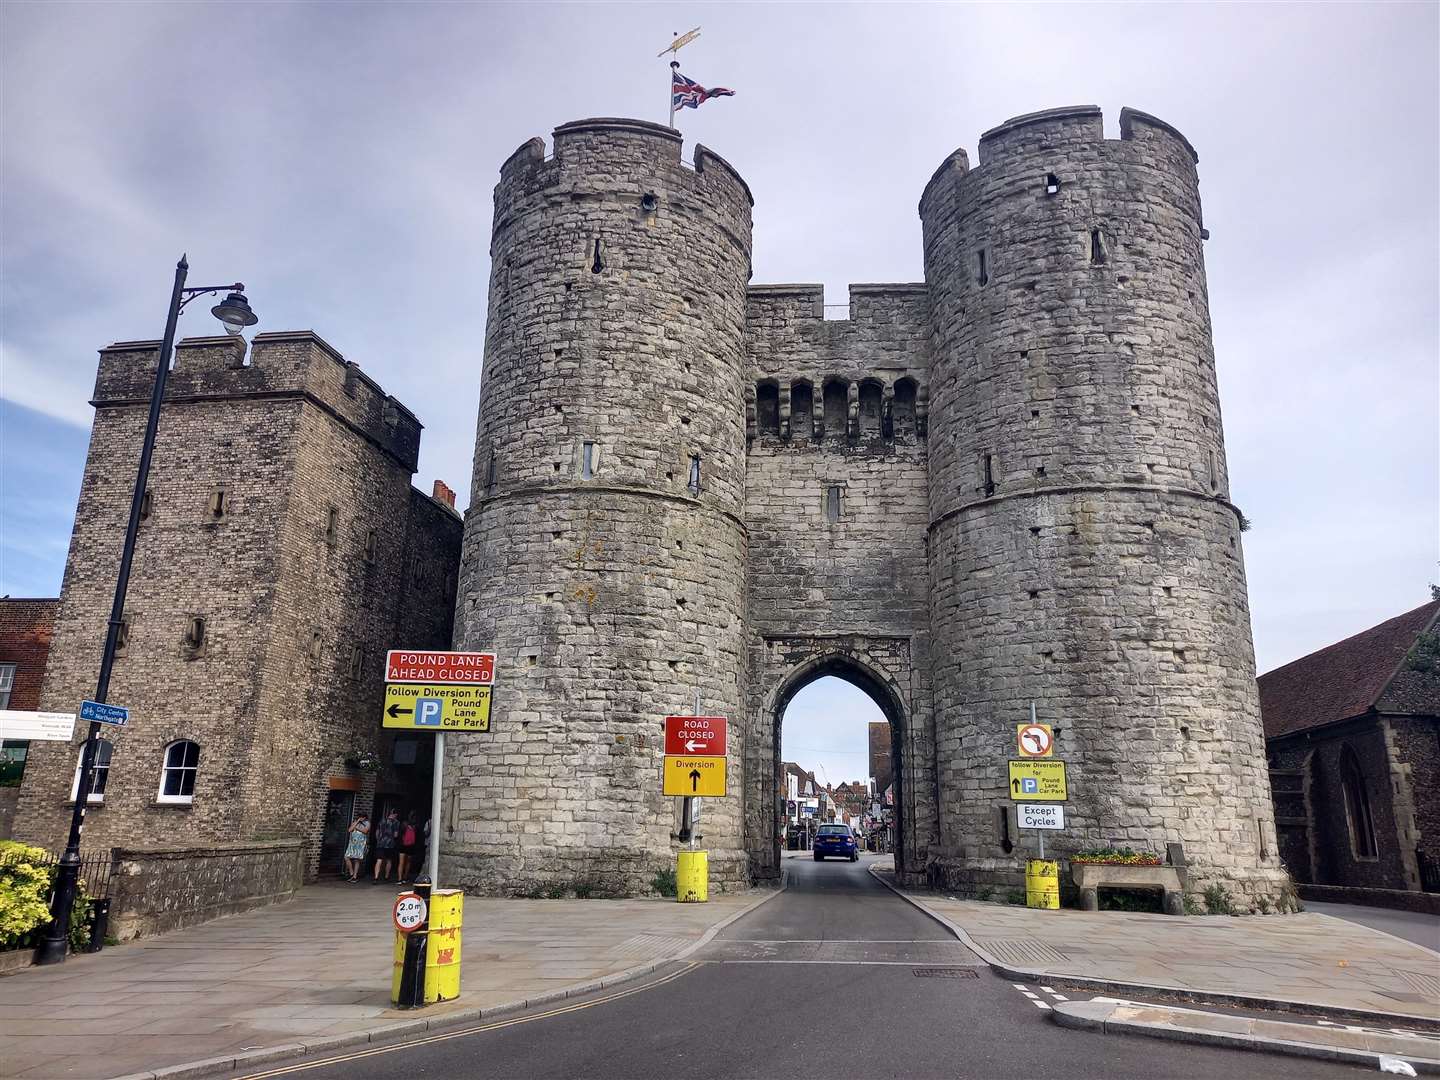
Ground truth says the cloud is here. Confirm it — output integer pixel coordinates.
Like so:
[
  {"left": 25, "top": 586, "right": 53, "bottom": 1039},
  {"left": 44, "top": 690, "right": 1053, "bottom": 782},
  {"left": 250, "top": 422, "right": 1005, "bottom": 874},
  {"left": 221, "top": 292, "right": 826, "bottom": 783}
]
[{"left": 0, "top": 340, "right": 94, "bottom": 428}]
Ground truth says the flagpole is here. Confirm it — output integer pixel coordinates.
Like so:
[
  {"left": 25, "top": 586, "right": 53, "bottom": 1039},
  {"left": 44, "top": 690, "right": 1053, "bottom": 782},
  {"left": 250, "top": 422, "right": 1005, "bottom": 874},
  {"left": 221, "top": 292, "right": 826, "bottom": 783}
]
[{"left": 668, "top": 60, "right": 679, "bottom": 129}]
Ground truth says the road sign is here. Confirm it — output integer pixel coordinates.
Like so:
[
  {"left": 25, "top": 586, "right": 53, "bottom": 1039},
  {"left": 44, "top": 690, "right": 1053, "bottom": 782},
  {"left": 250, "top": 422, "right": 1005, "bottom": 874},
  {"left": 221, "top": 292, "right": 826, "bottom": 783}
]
[
  {"left": 1008, "top": 760, "right": 1067, "bottom": 801},
  {"left": 663, "top": 755, "right": 727, "bottom": 797},
  {"left": 664, "top": 715, "right": 727, "bottom": 757},
  {"left": 0, "top": 711, "right": 76, "bottom": 742},
  {"left": 79, "top": 700, "right": 129, "bottom": 727},
  {"left": 383, "top": 684, "right": 491, "bottom": 731},
  {"left": 386, "top": 650, "right": 495, "bottom": 685},
  {"left": 393, "top": 892, "right": 428, "bottom": 933},
  {"left": 1016, "top": 723, "right": 1053, "bottom": 758},
  {"left": 1018, "top": 803, "right": 1065, "bottom": 830}
]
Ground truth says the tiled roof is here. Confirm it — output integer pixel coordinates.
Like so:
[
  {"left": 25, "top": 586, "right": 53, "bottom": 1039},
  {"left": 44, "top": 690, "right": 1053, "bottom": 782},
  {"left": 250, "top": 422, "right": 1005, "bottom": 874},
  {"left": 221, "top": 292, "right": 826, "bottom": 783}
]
[{"left": 1259, "top": 600, "right": 1440, "bottom": 739}]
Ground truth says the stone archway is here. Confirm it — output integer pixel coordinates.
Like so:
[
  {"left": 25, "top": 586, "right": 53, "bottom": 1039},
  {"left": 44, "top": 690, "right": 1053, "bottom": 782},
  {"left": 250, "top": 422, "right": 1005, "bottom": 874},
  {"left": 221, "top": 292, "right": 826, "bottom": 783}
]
[{"left": 745, "top": 635, "right": 937, "bottom": 885}]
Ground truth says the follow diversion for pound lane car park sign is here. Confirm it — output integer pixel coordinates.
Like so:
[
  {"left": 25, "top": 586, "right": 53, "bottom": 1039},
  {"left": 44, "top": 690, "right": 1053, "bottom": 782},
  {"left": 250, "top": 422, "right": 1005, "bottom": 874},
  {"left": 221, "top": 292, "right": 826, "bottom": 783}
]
[{"left": 383, "top": 650, "right": 496, "bottom": 732}]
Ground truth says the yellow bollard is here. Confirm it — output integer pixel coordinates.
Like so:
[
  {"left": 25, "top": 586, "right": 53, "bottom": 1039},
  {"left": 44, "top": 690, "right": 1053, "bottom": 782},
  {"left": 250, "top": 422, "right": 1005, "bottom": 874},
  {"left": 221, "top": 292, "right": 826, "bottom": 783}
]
[
  {"left": 676, "top": 850, "right": 708, "bottom": 903},
  {"left": 390, "top": 889, "right": 463, "bottom": 1006},
  {"left": 1025, "top": 859, "right": 1059, "bottom": 910}
]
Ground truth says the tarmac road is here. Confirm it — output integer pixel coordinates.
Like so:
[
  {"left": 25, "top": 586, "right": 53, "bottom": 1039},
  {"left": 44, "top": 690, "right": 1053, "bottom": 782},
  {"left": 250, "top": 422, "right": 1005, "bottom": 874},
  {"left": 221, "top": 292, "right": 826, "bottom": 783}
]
[{"left": 251, "top": 854, "right": 1375, "bottom": 1080}]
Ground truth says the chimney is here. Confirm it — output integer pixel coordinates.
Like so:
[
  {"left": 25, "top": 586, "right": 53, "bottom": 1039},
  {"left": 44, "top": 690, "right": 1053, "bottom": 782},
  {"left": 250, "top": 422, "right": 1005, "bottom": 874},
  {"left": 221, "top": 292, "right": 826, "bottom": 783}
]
[{"left": 432, "top": 480, "right": 456, "bottom": 509}]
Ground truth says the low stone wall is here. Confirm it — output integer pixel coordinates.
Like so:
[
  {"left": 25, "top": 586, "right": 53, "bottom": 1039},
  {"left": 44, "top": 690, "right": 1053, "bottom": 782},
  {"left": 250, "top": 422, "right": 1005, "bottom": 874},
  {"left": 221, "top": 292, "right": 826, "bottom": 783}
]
[
  {"left": 108, "top": 840, "right": 305, "bottom": 940},
  {"left": 1298, "top": 883, "right": 1440, "bottom": 916}
]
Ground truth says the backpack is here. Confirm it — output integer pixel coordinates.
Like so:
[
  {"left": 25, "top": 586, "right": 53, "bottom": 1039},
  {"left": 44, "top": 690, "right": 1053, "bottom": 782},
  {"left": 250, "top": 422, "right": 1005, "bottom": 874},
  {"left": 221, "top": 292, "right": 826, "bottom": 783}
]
[{"left": 402, "top": 825, "right": 416, "bottom": 847}]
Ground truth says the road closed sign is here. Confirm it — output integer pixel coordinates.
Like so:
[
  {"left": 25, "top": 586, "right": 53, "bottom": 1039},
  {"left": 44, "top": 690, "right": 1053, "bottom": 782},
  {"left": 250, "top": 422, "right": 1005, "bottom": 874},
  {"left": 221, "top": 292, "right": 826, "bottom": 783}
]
[
  {"left": 664, "top": 715, "right": 727, "bottom": 757},
  {"left": 1018, "top": 803, "right": 1065, "bottom": 830}
]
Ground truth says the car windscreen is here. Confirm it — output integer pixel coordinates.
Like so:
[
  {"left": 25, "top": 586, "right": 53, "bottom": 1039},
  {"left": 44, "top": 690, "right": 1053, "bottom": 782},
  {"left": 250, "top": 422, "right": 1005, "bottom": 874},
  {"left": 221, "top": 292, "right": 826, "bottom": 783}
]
[{"left": 816, "top": 826, "right": 849, "bottom": 835}]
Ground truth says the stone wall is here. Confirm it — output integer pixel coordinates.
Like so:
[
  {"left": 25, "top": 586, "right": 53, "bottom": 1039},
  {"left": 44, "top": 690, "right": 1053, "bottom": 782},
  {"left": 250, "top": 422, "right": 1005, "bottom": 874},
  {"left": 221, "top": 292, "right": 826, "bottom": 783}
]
[
  {"left": 450, "top": 119, "right": 754, "bottom": 894},
  {"left": 107, "top": 840, "right": 305, "bottom": 940},
  {"left": 919, "top": 107, "right": 1285, "bottom": 903}
]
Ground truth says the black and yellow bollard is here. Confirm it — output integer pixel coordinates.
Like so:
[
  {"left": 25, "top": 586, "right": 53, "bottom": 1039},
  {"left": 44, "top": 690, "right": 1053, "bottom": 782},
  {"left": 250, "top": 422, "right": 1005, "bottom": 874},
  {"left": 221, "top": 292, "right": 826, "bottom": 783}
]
[{"left": 392, "top": 881, "right": 430, "bottom": 1009}]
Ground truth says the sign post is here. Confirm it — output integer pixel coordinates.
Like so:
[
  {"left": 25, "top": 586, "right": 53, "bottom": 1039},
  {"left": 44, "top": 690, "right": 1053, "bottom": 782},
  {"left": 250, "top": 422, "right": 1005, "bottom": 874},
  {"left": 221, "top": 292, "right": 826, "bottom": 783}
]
[{"left": 385, "top": 651, "right": 496, "bottom": 888}]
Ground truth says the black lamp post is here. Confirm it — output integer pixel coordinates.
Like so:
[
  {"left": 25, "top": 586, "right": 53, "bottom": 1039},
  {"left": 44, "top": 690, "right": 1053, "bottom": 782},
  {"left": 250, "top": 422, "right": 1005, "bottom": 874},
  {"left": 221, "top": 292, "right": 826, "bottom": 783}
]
[{"left": 36, "top": 256, "right": 258, "bottom": 966}]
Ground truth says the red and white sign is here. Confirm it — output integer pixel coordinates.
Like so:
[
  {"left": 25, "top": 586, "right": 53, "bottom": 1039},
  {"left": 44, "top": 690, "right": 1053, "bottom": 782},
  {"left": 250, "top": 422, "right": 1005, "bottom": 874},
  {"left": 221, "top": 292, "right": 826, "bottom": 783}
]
[
  {"left": 1016, "top": 723, "right": 1054, "bottom": 758},
  {"left": 664, "top": 715, "right": 727, "bottom": 757},
  {"left": 386, "top": 650, "right": 495, "bottom": 686},
  {"left": 393, "top": 892, "right": 428, "bottom": 933}
]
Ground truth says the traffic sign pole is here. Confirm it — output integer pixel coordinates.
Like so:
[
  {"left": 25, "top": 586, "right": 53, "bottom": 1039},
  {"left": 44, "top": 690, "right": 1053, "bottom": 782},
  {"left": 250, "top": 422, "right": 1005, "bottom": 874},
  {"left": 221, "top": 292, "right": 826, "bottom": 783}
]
[{"left": 428, "top": 731, "right": 444, "bottom": 886}]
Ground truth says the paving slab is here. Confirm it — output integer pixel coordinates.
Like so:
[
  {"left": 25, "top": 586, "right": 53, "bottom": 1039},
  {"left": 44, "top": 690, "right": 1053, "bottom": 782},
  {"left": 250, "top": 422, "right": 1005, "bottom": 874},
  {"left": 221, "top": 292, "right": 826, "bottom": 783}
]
[
  {"left": 0, "top": 880, "right": 777, "bottom": 1079},
  {"left": 874, "top": 866, "right": 1440, "bottom": 1024}
]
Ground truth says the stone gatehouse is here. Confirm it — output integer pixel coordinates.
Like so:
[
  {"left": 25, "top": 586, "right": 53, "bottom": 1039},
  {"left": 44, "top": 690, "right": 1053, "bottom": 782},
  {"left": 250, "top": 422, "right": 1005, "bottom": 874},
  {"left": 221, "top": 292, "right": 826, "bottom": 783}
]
[{"left": 449, "top": 107, "right": 1289, "bottom": 907}]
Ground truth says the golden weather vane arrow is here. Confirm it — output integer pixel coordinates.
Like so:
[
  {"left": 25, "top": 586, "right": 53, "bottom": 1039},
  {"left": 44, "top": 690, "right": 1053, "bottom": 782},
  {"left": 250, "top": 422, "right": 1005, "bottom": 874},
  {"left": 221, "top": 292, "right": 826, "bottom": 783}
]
[{"left": 661, "top": 27, "right": 701, "bottom": 127}]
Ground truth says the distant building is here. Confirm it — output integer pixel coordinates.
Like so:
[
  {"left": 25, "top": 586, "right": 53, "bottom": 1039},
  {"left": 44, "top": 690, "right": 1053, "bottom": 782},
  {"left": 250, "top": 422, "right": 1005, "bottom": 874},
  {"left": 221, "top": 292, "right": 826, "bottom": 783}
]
[
  {"left": 12, "top": 333, "right": 461, "bottom": 935},
  {"left": 1263, "top": 599, "right": 1440, "bottom": 901},
  {"left": 0, "top": 598, "right": 58, "bottom": 837},
  {"left": 868, "top": 723, "right": 892, "bottom": 796}
]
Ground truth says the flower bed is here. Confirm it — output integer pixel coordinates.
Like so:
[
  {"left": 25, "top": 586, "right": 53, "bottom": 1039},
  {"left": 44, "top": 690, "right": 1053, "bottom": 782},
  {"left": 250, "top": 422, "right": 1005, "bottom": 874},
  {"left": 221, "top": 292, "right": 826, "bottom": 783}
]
[{"left": 1070, "top": 847, "right": 1163, "bottom": 866}]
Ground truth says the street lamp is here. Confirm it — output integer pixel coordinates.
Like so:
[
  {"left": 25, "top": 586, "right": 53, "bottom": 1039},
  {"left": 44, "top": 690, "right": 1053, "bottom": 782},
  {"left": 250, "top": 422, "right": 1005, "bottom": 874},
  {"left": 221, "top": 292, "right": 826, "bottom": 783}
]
[{"left": 37, "top": 256, "right": 258, "bottom": 966}]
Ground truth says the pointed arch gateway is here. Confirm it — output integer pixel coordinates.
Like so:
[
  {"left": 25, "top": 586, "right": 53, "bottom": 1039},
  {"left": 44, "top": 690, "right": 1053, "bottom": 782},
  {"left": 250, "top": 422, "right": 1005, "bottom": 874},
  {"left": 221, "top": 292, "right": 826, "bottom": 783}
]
[{"left": 747, "top": 640, "right": 937, "bottom": 885}]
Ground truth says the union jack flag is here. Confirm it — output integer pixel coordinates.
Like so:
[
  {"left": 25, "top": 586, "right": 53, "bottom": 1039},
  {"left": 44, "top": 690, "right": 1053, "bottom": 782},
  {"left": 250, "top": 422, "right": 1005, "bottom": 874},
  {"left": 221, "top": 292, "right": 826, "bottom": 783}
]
[{"left": 672, "top": 68, "right": 734, "bottom": 110}]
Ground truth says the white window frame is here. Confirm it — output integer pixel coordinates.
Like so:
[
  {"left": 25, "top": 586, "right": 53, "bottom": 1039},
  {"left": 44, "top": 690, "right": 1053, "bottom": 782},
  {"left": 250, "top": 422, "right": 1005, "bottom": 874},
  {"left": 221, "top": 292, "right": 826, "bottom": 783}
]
[
  {"left": 0, "top": 663, "right": 14, "bottom": 710},
  {"left": 70, "top": 740, "right": 112, "bottom": 804},
  {"left": 157, "top": 740, "right": 200, "bottom": 805}
]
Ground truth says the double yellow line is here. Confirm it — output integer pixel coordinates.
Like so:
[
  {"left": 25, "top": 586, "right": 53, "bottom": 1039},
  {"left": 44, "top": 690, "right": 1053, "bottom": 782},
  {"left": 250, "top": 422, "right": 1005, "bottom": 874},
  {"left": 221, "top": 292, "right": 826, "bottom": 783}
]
[{"left": 239, "top": 963, "right": 698, "bottom": 1078}]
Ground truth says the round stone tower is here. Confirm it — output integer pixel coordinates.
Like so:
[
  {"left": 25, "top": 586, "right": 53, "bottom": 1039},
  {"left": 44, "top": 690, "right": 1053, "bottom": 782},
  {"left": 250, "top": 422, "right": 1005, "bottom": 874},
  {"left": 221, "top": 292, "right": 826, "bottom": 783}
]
[
  {"left": 451, "top": 118, "right": 754, "bottom": 894},
  {"left": 920, "top": 106, "right": 1287, "bottom": 905}
]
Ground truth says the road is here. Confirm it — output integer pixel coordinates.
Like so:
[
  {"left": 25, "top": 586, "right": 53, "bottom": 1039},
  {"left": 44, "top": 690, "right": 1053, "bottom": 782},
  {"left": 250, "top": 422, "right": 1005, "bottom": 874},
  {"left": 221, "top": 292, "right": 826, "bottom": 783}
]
[
  {"left": 1305, "top": 899, "right": 1440, "bottom": 953},
  {"left": 252, "top": 854, "right": 1373, "bottom": 1079}
]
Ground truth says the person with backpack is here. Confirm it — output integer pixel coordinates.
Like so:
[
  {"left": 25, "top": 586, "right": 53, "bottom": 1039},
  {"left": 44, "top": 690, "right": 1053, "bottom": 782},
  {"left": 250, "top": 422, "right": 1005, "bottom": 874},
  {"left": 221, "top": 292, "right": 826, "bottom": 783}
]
[{"left": 397, "top": 810, "right": 420, "bottom": 884}]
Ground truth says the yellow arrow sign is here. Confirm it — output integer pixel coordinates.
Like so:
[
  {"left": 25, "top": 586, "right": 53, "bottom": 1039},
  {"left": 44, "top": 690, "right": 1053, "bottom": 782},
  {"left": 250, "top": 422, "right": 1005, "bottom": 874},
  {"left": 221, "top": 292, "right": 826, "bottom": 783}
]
[
  {"left": 663, "top": 755, "right": 726, "bottom": 797},
  {"left": 1008, "top": 759, "right": 1067, "bottom": 801},
  {"left": 383, "top": 683, "right": 491, "bottom": 732}
]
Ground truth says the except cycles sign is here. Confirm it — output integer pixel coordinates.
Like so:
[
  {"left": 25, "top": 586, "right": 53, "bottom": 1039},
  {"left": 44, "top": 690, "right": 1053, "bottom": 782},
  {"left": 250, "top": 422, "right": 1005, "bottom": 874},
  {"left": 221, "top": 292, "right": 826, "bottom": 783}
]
[
  {"left": 393, "top": 892, "right": 428, "bottom": 933},
  {"left": 664, "top": 716, "right": 727, "bottom": 757}
]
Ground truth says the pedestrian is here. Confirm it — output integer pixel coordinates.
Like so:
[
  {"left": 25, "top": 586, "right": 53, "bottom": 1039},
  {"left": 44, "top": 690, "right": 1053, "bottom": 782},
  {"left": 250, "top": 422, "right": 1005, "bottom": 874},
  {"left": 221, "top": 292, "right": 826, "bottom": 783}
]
[
  {"left": 397, "top": 810, "right": 420, "bottom": 884},
  {"left": 373, "top": 807, "right": 402, "bottom": 884},
  {"left": 343, "top": 813, "right": 370, "bottom": 882}
]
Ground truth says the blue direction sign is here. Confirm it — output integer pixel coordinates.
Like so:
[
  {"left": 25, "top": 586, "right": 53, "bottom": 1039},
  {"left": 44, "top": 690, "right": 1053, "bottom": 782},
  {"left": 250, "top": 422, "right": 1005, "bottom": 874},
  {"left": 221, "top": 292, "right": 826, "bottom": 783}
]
[{"left": 79, "top": 700, "right": 129, "bottom": 727}]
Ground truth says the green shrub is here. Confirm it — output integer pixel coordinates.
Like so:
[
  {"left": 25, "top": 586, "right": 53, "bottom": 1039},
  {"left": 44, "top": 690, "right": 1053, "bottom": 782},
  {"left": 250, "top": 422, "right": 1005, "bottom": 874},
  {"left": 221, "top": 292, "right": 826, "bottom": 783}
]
[
  {"left": 1203, "top": 882, "right": 1234, "bottom": 915},
  {"left": 1071, "top": 847, "right": 1162, "bottom": 866},
  {"left": 974, "top": 886, "right": 995, "bottom": 902},
  {"left": 1004, "top": 888, "right": 1026, "bottom": 906},
  {"left": 1097, "top": 887, "right": 1163, "bottom": 913},
  {"left": 0, "top": 841, "right": 53, "bottom": 948},
  {"left": 573, "top": 882, "right": 595, "bottom": 900},
  {"left": 1182, "top": 893, "right": 1204, "bottom": 916},
  {"left": 650, "top": 868, "right": 678, "bottom": 898}
]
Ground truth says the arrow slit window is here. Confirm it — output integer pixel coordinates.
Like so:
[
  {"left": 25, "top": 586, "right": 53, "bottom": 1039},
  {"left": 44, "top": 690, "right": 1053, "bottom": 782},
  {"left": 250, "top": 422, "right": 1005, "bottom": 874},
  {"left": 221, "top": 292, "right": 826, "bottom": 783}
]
[
  {"left": 581, "top": 442, "right": 595, "bottom": 479},
  {"left": 157, "top": 740, "right": 201, "bottom": 804},
  {"left": 70, "top": 740, "right": 113, "bottom": 804}
]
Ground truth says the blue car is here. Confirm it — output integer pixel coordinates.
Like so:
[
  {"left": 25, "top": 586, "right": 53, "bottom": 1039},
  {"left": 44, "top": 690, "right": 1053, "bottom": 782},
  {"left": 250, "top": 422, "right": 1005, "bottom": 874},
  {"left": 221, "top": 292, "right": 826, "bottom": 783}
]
[{"left": 813, "top": 824, "right": 859, "bottom": 861}]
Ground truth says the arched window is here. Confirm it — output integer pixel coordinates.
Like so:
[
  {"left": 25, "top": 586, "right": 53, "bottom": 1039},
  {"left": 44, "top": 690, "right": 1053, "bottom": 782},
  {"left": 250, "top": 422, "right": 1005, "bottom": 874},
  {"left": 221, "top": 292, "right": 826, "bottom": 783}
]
[
  {"left": 756, "top": 382, "right": 780, "bottom": 435},
  {"left": 70, "top": 740, "right": 113, "bottom": 804},
  {"left": 1340, "top": 747, "right": 1377, "bottom": 859},
  {"left": 858, "top": 381, "right": 883, "bottom": 437},
  {"left": 790, "top": 380, "right": 814, "bottom": 439},
  {"left": 822, "top": 379, "right": 848, "bottom": 438},
  {"left": 158, "top": 740, "right": 201, "bottom": 805},
  {"left": 893, "top": 378, "right": 917, "bottom": 437}
]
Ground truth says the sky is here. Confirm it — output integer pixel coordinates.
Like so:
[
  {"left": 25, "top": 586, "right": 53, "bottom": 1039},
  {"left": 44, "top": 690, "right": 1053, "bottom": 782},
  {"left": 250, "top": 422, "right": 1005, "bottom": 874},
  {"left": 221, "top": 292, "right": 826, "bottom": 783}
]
[{"left": 2, "top": 3, "right": 1436, "bottom": 714}]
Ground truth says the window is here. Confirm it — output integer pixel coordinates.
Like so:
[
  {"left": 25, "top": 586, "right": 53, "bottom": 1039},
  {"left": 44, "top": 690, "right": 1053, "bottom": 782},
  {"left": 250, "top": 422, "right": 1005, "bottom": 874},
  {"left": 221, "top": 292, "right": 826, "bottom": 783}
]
[
  {"left": 581, "top": 442, "right": 595, "bottom": 479},
  {"left": 825, "top": 485, "right": 843, "bottom": 523},
  {"left": 139, "top": 488, "right": 153, "bottom": 522},
  {"left": 364, "top": 529, "right": 377, "bottom": 564},
  {"left": 976, "top": 248, "right": 989, "bottom": 286},
  {"left": 487, "top": 453, "right": 497, "bottom": 490},
  {"left": 1340, "top": 747, "right": 1378, "bottom": 859},
  {"left": 1044, "top": 173, "right": 1061, "bottom": 196},
  {"left": 791, "top": 380, "right": 814, "bottom": 439},
  {"left": 893, "top": 379, "right": 917, "bottom": 437},
  {"left": 822, "top": 379, "right": 848, "bottom": 438},
  {"left": 756, "top": 382, "right": 780, "bottom": 435},
  {"left": 309, "top": 630, "right": 324, "bottom": 660},
  {"left": 1090, "top": 227, "right": 1107, "bottom": 265},
  {"left": 0, "top": 663, "right": 13, "bottom": 710},
  {"left": 114, "top": 617, "right": 131, "bottom": 654},
  {"left": 982, "top": 453, "right": 996, "bottom": 497},
  {"left": 0, "top": 740, "right": 28, "bottom": 788},
  {"left": 688, "top": 455, "right": 701, "bottom": 496},
  {"left": 184, "top": 616, "right": 206, "bottom": 651},
  {"left": 325, "top": 506, "right": 339, "bottom": 545},
  {"left": 208, "top": 489, "right": 227, "bottom": 519},
  {"left": 70, "top": 740, "right": 112, "bottom": 804},
  {"left": 858, "top": 381, "right": 883, "bottom": 437},
  {"left": 349, "top": 645, "right": 364, "bottom": 680},
  {"left": 157, "top": 740, "right": 200, "bottom": 804}
]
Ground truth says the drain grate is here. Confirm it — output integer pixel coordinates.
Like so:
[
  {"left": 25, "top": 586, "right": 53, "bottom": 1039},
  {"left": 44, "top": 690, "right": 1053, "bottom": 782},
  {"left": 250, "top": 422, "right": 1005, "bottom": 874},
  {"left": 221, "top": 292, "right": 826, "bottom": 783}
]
[{"left": 912, "top": 967, "right": 980, "bottom": 979}]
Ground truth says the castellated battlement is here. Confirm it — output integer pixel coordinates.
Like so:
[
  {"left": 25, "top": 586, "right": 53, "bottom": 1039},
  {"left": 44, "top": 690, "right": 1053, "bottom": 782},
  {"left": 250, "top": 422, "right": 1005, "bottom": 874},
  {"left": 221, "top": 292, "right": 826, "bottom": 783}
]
[
  {"left": 93, "top": 330, "right": 421, "bottom": 471},
  {"left": 492, "top": 117, "right": 752, "bottom": 250},
  {"left": 920, "top": 105, "right": 1201, "bottom": 223}
]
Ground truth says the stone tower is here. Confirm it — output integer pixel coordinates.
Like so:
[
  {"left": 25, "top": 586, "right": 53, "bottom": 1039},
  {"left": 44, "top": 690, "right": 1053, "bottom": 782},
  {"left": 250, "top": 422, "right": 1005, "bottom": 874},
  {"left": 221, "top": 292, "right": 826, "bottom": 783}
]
[
  {"left": 451, "top": 119, "right": 754, "bottom": 892},
  {"left": 919, "top": 106, "right": 1286, "bottom": 902}
]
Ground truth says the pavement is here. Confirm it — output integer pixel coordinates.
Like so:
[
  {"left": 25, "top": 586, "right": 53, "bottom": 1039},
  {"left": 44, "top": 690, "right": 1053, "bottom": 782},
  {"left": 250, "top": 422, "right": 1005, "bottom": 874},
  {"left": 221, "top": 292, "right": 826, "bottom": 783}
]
[
  {"left": 252, "top": 854, "right": 1378, "bottom": 1080},
  {"left": 874, "top": 866, "right": 1440, "bottom": 1024},
  {"left": 0, "top": 879, "right": 776, "bottom": 1079}
]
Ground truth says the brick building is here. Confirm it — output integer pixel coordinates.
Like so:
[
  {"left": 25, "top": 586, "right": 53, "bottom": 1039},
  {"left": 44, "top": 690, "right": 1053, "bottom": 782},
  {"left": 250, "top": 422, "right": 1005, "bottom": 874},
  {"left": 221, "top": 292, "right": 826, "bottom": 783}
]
[
  {"left": 0, "top": 598, "right": 57, "bottom": 837},
  {"left": 867, "top": 722, "right": 892, "bottom": 796},
  {"left": 13, "top": 332, "right": 461, "bottom": 923},
  {"left": 1264, "top": 599, "right": 1440, "bottom": 903}
]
